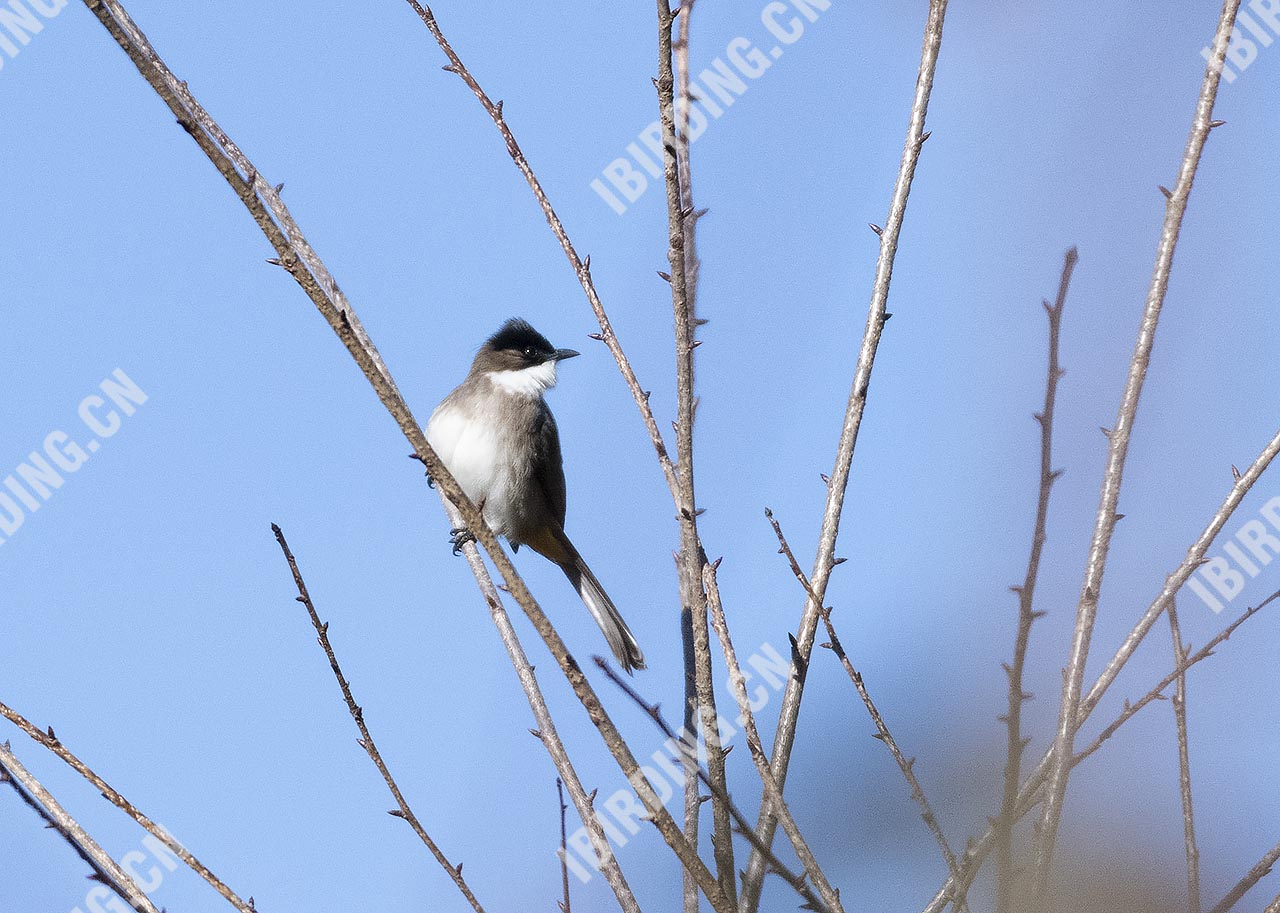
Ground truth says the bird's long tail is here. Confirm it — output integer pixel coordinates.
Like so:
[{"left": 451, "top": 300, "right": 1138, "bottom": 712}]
[{"left": 559, "top": 554, "right": 645, "bottom": 674}]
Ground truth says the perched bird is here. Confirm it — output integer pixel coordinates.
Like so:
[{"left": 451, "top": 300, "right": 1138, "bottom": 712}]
[{"left": 426, "top": 318, "right": 645, "bottom": 672}]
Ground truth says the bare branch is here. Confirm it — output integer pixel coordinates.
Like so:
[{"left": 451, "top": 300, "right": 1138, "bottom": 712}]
[
  {"left": 272, "top": 525, "right": 488, "bottom": 913},
  {"left": 1034, "top": 0, "right": 1243, "bottom": 896},
  {"left": 0, "top": 699, "right": 255, "bottom": 913},
  {"left": 1167, "top": 596, "right": 1201, "bottom": 913},
  {"left": 996, "top": 246, "right": 1078, "bottom": 913},
  {"left": 81, "top": 3, "right": 728, "bottom": 909},
  {"left": 704, "top": 560, "right": 845, "bottom": 913},
  {"left": 742, "top": 2, "right": 951, "bottom": 906},
  {"left": 1207, "top": 840, "right": 1280, "bottom": 913},
  {"left": 557, "top": 778, "right": 571, "bottom": 913},
  {"left": 765, "top": 509, "right": 965, "bottom": 904},
  {"left": 596, "top": 658, "right": 835, "bottom": 913},
  {"left": 0, "top": 744, "right": 160, "bottom": 913},
  {"left": 653, "top": 0, "right": 733, "bottom": 902}
]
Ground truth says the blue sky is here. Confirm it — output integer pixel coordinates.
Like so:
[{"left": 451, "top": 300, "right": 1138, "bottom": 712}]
[{"left": 2, "top": 2, "right": 1278, "bottom": 912}]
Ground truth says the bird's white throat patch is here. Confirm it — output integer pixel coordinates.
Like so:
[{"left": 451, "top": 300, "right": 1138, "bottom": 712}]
[{"left": 486, "top": 361, "right": 558, "bottom": 397}]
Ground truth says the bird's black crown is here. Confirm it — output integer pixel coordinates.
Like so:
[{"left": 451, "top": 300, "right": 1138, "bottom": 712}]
[{"left": 486, "top": 318, "right": 556, "bottom": 360}]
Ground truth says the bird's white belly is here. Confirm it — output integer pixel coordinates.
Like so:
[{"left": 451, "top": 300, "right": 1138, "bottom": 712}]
[{"left": 426, "top": 405, "right": 519, "bottom": 535}]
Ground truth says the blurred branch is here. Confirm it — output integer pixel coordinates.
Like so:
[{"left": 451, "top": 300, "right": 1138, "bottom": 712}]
[
  {"left": 1073, "top": 590, "right": 1280, "bottom": 766},
  {"left": 596, "top": 658, "right": 835, "bottom": 913},
  {"left": 741, "top": 1, "right": 951, "bottom": 907},
  {"left": 927, "top": 426, "right": 1280, "bottom": 912},
  {"left": 673, "top": 4, "right": 709, "bottom": 909},
  {"left": 1207, "top": 839, "right": 1280, "bottom": 913},
  {"left": 996, "top": 246, "right": 1077, "bottom": 913},
  {"left": 704, "top": 560, "right": 845, "bottom": 913},
  {"left": 765, "top": 509, "right": 965, "bottom": 906},
  {"left": 0, "top": 699, "right": 255, "bottom": 913},
  {"left": 82, "top": 3, "right": 728, "bottom": 910},
  {"left": 1033, "top": 0, "right": 1243, "bottom": 898},
  {"left": 654, "top": 0, "right": 733, "bottom": 903},
  {"left": 0, "top": 742, "right": 161, "bottom": 913},
  {"left": 272, "top": 524, "right": 488, "bottom": 913},
  {"left": 401, "top": 1, "right": 682, "bottom": 505},
  {"left": 556, "top": 778, "right": 571, "bottom": 913},
  {"left": 1263, "top": 893, "right": 1280, "bottom": 913},
  {"left": 1167, "top": 596, "right": 1201, "bottom": 913}
]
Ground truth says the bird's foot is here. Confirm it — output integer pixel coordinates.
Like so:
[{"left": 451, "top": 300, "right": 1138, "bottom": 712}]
[{"left": 449, "top": 527, "right": 476, "bottom": 556}]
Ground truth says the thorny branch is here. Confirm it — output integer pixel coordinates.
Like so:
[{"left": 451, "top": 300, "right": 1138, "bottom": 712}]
[
  {"left": 1032, "top": 0, "right": 1243, "bottom": 898},
  {"left": 272, "top": 524, "right": 487, "bottom": 913},
  {"left": 1167, "top": 596, "right": 1201, "bottom": 913},
  {"left": 0, "top": 743, "right": 161, "bottom": 913},
  {"left": 741, "top": 2, "right": 951, "bottom": 907},
  {"left": 996, "top": 246, "right": 1077, "bottom": 913},
  {"left": 765, "top": 509, "right": 965, "bottom": 905}
]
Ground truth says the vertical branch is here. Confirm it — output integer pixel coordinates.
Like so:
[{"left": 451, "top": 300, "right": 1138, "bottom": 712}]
[
  {"left": 271, "top": 525, "right": 488, "bottom": 913},
  {"left": 742, "top": 3, "right": 950, "bottom": 908},
  {"left": 556, "top": 778, "right": 571, "bottom": 913},
  {"left": 656, "top": 0, "right": 733, "bottom": 904},
  {"left": 704, "top": 561, "right": 846, "bottom": 913},
  {"left": 1032, "top": 0, "right": 1242, "bottom": 897},
  {"left": 1167, "top": 596, "right": 1201, "bottom": 913},
  {"left": 673, "top": 6, "right": 707, "bottom": 910},
  {"left": 0, "top": 744, "right": 161, "bottom": 913},
  {"left": 995, "top": 247, "right": 1077, "bottom": 913}
]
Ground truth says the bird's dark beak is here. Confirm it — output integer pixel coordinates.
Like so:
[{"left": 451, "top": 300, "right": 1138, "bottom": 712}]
[{"left": 553, "top": 348, "right": 580, "bottom": 361}]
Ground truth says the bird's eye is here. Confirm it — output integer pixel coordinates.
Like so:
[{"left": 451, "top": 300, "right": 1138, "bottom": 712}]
[{"left": 523, "top": 346, "right": 536, "bottom": 359}]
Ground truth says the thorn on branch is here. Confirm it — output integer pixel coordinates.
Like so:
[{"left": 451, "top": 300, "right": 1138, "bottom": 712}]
[
  {"left": 657, "top": 270, "right": 672, "bottom": 283},
  {"left": 1209, "top": 119, "right": 1227, "bottom": 128},
  {"left": 1232, "top": 464, "right": 1242, "bottom": 481},
  {"left": 869, "top": 223, "right": 883, "bottom": 236}
]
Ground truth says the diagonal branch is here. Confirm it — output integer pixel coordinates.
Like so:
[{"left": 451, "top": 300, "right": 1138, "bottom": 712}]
[
  {"left": 1033, "top": 0, "right": 1243, "bottom": 897},
  {"left": 1206, "top": 840, "right": 1280, "bottom": 913},
  {"left": 80, "top": 3, "right": 725, "bottom": 909},
  {"left": 0, "top": 700, "right": 255, "bottom": 913},
  {"left": 996, "top": 246, "right": 1077, "bottom": 913},
  {"left": 0, "top": 742, "right": 161, "bottom": 913},
  {"left": 1167, "top": 595, "right": 1202, "bottom": 913},
  {"left": 703, "top": 560, "right": 846, "bottom": 913},
  {"left": 741, "top": 2, "right": 950, "bottom": 906},
  {"left": 766, "top": 509, "right": 964, "bottom": 905},
  {"left": 596, "top": 658, "right": 835, "bottom": 913},
  {"left": 272, "top": 524, "right": 488, "bottom": 913}
]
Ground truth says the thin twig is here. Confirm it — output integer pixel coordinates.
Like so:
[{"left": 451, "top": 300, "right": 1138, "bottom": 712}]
[
  {"left": 0, "top": 743, "right": 160, "bottom": 913},
  {"left": 1262, "top": 893, "right": 1280, "bottom": 913},
  {"left": 401, "top": 0, "right": 680, "bottom": 505},
  {"left": 996, "top": 246, "right": 1077, "bottom": 913},
  {"left": 0, "top": 699, "right": 253, "bottom": 912},
  {"left": 1168, "top": 595, "right": 1202, "bottom": 913},
  {"left": 1206, "top": 840, "right": 1280, "bottom": 913},
  {"left": 80, "top": 4, "right": 723, "bottom": 909},
  {"left": 703, "top": 560, "right": 845, "bottom": 913},
  {"left": 556, "top": 778, "right": 571, "bottom": 913},
  {"left": 1073, "top": 590, "right": 1280, "bottom": 766},
  {"left": 1033, "top": 0, "right": 1243, "bottom": 898},
  {"left": 272, "top": 525, "right": 487, "bottom": 913},
  {"left": 923, "top": 564, "right": 1280, "bottom": 913},
  {"left": 765, "top": 509, "right": 965, "bottom": 906},
  {"left": 742, "top": 2, "right": 950, "bottom": 907},
  {"left": 596, "top": 658, "right": 834, "bottom": 913},
  {"left": 679, "top": 604, "right": 701, "bottom": 913},
  {"left": 653, "top": 0, "right": 733, "bottom": 903}
]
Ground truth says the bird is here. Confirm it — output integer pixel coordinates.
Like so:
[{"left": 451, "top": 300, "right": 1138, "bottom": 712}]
[{"left": 426, "top": 318, "right": 646, "bottom": 673}]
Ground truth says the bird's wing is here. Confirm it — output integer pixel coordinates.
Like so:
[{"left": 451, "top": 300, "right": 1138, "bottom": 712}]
[{"left": 530, "top": 401, "right": 568, "bottom": 529}]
